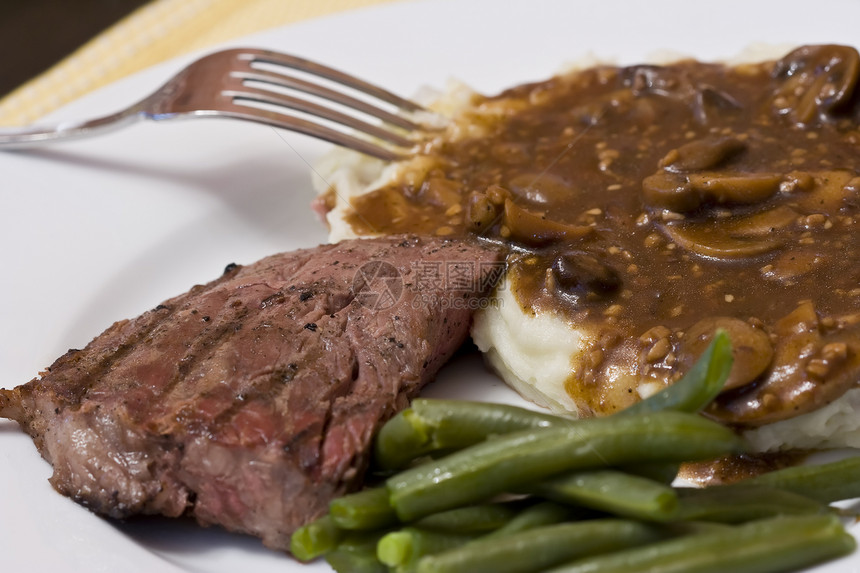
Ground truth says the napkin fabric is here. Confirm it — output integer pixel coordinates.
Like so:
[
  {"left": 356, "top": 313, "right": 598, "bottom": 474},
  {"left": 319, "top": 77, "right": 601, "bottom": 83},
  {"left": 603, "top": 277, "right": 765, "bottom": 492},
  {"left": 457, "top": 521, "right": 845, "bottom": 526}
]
[{"left": 0, "top": 0, "right": 393, "bottom": 126}]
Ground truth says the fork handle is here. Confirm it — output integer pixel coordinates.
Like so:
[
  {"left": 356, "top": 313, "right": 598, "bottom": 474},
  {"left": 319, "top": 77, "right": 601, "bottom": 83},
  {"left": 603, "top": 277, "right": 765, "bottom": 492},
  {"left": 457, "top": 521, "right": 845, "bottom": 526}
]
[{"left": 0, "top": 108, "right": 143, "bottom": 149}]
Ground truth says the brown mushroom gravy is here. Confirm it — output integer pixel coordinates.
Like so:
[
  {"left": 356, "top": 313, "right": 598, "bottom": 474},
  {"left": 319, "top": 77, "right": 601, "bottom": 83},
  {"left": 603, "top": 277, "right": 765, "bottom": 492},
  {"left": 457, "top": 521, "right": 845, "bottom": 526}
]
[
  {"left": 679, "top": 451, "right": 813, "bottom": 486},
  {"left": 341, "top": 45, "right": 860, "bottom": 426}
]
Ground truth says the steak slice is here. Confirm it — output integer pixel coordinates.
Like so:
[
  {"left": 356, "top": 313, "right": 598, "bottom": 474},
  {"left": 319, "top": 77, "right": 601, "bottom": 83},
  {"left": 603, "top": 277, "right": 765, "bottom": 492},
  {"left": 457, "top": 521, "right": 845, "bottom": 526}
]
[{"left": 0, "top": 235, "right": 503, "bottom": 551}]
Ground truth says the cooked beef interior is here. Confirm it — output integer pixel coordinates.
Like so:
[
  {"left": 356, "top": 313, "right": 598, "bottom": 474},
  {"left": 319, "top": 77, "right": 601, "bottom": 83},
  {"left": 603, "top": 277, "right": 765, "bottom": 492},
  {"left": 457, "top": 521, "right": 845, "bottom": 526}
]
[{"left": 0, "top": 235, "right": 503, "bottom": 551}]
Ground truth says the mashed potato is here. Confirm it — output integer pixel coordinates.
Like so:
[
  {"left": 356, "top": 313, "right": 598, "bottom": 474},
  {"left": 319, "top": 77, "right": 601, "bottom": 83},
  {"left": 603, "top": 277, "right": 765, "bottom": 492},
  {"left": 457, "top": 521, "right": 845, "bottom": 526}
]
[{"left": 470, "top": 281, "right": 591, "bottom": 414}]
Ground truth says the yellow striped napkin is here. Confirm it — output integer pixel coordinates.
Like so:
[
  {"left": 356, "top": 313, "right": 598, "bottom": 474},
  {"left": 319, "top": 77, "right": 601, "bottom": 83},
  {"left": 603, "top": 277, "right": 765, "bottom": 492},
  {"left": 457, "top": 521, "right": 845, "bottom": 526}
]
[{"left": 0, "top": 0, "right": 395, "bottom": 126}]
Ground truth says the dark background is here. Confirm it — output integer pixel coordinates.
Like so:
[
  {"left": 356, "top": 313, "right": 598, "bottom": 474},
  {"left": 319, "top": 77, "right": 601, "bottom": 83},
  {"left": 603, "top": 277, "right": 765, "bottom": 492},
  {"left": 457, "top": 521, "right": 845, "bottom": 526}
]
[{"left": 0, "top": 0, "right": 152, "bottom": 98}]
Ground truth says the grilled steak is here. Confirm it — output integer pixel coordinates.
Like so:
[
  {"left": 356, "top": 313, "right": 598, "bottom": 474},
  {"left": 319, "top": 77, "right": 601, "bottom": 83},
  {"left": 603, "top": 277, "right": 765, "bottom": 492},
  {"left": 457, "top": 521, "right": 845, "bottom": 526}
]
[{"left": 0, "top": 235, "right": 503, "bottom": 551}]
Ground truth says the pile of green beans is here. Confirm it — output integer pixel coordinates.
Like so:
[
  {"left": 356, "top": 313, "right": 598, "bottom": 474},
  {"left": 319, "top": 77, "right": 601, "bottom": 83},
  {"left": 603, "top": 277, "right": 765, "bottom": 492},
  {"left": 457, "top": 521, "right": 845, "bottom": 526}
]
[{"left": 290, "top": 332, "right": 858, "bottom": 572}]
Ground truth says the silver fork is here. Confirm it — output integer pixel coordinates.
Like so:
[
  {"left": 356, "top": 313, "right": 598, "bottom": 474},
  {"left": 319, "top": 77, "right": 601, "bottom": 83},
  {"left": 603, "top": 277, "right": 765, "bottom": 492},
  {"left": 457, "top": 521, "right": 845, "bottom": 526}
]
[{"left": 0, "top": 47, "right": 432, "bottom": 161}]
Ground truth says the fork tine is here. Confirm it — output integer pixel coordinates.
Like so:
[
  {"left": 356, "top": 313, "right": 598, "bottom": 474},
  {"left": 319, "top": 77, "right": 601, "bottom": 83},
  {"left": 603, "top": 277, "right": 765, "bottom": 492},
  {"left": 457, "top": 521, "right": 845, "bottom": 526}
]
[
  {"left": 240, "top": 49, "right": 426, "bottom": 114},
  {"left": 234, "top": 69, "right": 422, "bottom": 131},
  {"left": 225, "top": 85, "right": 416, "bottom": 148},
  {"left": 219, "top": 106, "right": 406, "bottom": 161}
]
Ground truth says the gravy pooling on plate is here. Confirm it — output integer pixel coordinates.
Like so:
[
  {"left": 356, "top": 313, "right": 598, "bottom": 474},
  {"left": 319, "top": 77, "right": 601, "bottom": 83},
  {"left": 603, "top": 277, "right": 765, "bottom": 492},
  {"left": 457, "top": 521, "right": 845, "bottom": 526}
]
[{"left": 334, "top": 44, "right": 860, "bottom": 426}]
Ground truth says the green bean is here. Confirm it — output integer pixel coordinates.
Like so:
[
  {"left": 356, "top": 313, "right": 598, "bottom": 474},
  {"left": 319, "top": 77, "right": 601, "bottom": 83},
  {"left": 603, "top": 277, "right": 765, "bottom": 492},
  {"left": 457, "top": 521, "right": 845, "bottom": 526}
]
[
  {"left": 377, "top": 528, "right": 475, "bottom": 572},
  {"left": 326, "top": 531, "right": 388, "bottom": 573},
  {"left": 673, "top": 484, "right": 827, "bottom": 523},
  {"left": 330, "top": 486, "right": 398, "bottom": 530},
  {"left": 418, "top": 399, "right": 565, "bottom": 443},
  {"left": 745, "top": 455, "right": 860, "bottom": 504},
  {"left": 375, "top": 409, "right": 433, "bottom": 470},
  {"left": 413, "top": 502, "right": 517, "bottom": 533},
  {"left": 621, "top": 461, "right": 680, "bottom": 484},
  {"left": 662, "top": 521, "right": 734, "bottom": 536},
  {"left": 387, "top": 411, "right": 743, "bottom": 521},
  {"left": 545, "top": 514, "right": 855, "bottom": 573},
  {"left": 416, "top": 519, "right": 666, "bottom": 573},
  {"left": 529, "top": 469, "right": 679, "bottom": 522},
  {"left": 375, "top": 399, "right": 568, "bottom": 470},
  {"left": 289, "top": 514, "right": 344, "bottom": 562},
  {"left": 621, "top": 331, "right": 732, "bottom": 416},
  {"left": 328, "top": 488, "right": 523, "bottom": 536},
  {"left": 484, "top": 502, "right": 574, "bottom": 537}
]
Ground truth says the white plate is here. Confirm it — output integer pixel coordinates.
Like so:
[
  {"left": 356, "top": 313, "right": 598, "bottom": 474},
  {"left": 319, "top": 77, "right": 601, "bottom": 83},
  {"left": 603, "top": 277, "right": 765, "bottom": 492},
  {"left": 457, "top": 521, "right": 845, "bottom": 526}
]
[{"left": 2, "top": 0, "right": 860, "bottom": 571}]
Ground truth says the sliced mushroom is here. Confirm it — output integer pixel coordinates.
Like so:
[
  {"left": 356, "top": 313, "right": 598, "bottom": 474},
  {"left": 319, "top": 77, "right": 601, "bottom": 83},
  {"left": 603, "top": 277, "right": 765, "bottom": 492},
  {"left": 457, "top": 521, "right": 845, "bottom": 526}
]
[
  {"left": 772, "top": 44, "right": 860, "bottom": 124},
  {"left": 761, "top": 249, "right": 822, "bottom": 285},
  {"left": 466, "top": 191, "right": 502, "bottom": 232},
  {"left": 658, "top": 200, "right": 798, "bottom": 260},
  {"left": 676, "top": 317, "right": 773, "bottom": 392},
  {"left": 642, "top": 171, "right": 702, "bottom": 212},
  {"left": 793, "top": 170, "right": 856, "bottom": 212},
  {"left": 693, "top": 85, "right": 744, "bottom": 124},
  {"left": 686, "top": 172, "right": 781, "bottom": 206},
  {"left": 507, "top": 173, "right": 577, "bottom": 205},
  {"left": 663, "top": 224, "right": 783, "bottom": 259},
  {"left": 502, "top": 199, "right": 592, "bottom": 246},
  {"left": 420, "top": 176, "right": 463, "bottom": 207},
  {"left": 659, "top": 136, "right": 747, "bottom": 172},
  {"left": 699, "top": 86, "right": 743, "bottom": 111},
  {"left": 780, "top": 171, "right": 815, "bottom": 194},
  {"left": 549, "top": 251, "right": 622, "bottom": 300},
  {"left": 720, "top": 205, "right": 800, "bottom": 237},
  {"left": 661, "top": 214, "right": 788, "bottom": 261},
  {"left": 642, "top": 171, "right": 781, "bottom": 213},
  {"left": 707, "top": 302, "right": 860, "bottom": 426},
  {"left": 845, "top": 177, "right": 860, "bottom": 195}
]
